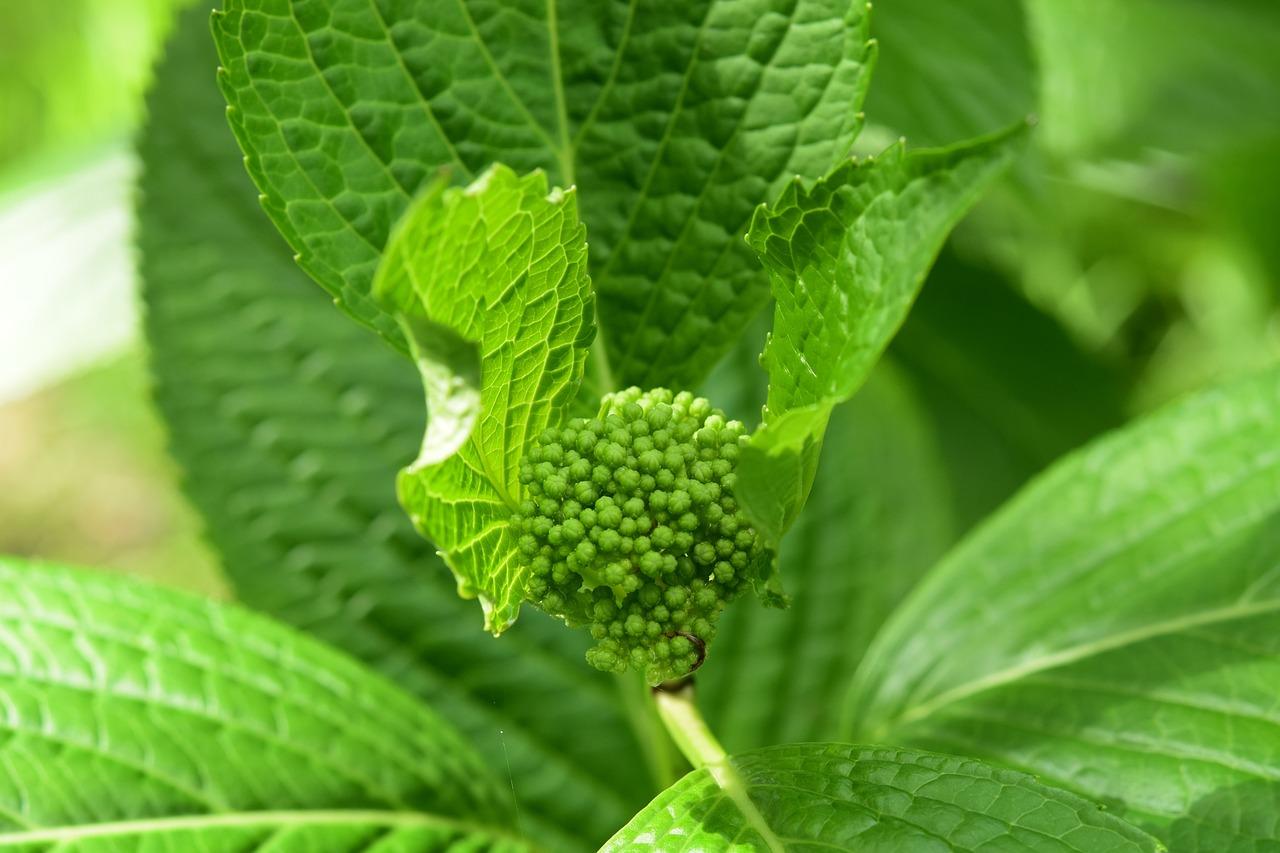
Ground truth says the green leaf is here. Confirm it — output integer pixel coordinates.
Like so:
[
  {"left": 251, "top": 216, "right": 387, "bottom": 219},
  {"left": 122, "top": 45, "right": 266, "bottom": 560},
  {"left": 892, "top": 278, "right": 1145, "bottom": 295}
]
[
  {"left": 864, "top": 0, "right": 1036, "bottom": 146},
  {"left": 372, "top": 165, "right": 593, "bottom": 633},
  {"left": 0, "top": 556, "right": 522, "bottom": 849},
  {"left": 698, "top": 328, "right": 956, "bottom": 749},
  {"left": 138, "top": 8, "right": 655, "bottom": 848},
  {"left": 603, "top": 743, "right": 1162, "bottom": 852},
  {"left": 848, "top": 366, "right": 1280, "bottom": 850},
  {"left": 738, "top": 124, "right": 1027, "bottom": 551},
  {"left": 892, "top": 248, "right": 1129, "bottom": 532},
  {"left": 212, "top": 0, "right": 874, "bottom": 387},
  {"left": 0, "top": 813, "right": 529, "bottom": 852}
]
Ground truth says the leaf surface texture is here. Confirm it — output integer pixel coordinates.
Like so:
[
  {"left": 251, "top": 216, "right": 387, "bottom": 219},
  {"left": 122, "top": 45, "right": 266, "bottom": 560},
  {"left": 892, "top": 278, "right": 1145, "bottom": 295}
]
[
  {"left": 0, "top": 558, "right": 524, "bottom": 851},
  {"left": 213, "top": 0, "right": 874, "bottom": 387},
  {"left": 604, "top": 744, "right": 1161, "bottom": 852},
  {"left": 851, "top": 366, "right": 1280, "bottom": 850},
  {"left": 737, "top": 126, "right": 1025, "bottom": 549},
  {"left": 138, "top": 8, "right": 652, "bottom": 848}
]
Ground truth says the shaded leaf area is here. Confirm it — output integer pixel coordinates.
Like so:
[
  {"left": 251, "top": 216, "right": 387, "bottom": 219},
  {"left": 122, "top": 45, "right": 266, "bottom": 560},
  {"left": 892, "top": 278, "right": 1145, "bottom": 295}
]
[
  {"left": 696, "top": 247, "right": 1124, "bottom": 753},
  {"left": 0, "top": 558, "right": 521, "bottom": 851},
  {"left": 700, "top": 329, "right": 955, "bottom": 750},
  {"left": 851, "top": 366, "right": 1280, "bottom": 851},
  {"left": 737, "top": 126, "right": 1024, "bottom": 550},
  {"left": 138, "top": 8, "right": 652, "bottom": 849},
  {"left": 213, "top": 0, "right": 873, "bottom": 388},
  {"left": 374, "top": 167, "right": 594, "bottom": 631},
  {"left": 864, "top": 0, "right": 1036, "bottom": 146},
  {"left": 892, "top": 248, "right": 1129, "bottom": 531},
  {"left": 0, "top": 813, "right": 528, "bottom": 852},
  {"left": 604, "top": 744, "right": 1161, "bottom": 852}
]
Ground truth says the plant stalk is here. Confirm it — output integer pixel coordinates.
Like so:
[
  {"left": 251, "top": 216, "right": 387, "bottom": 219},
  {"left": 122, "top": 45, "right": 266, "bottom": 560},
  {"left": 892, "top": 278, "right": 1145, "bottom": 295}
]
[
  {"left": 651, "top": 680, "right": 786, "bottom": 852},
  {"left": 652, "top": 680, "right": 727, "bottom": 771}
]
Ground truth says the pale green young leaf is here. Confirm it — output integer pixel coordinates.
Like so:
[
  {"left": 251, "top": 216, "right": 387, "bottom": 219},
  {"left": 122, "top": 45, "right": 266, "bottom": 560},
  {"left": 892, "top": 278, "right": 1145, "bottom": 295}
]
[
  {"left": 603, "top": 744, "right": 1162, "bottom": 852},
  {"left": 371, "top": 165, "right": 593, "bottom": 633},
  {"left": 849, "top": 366, "right": 1280, "bottom": 851},
  {"left": 738, "top": 123, "right": 1027, "bottom": 552},
  {"left": 139, "top": 10, "right": 655, "bottom": 847},
  {"left": 0, "top": 557, "right": 519, "bottom": 847},
  {"left": 212, "top": 0, "right": 874, "bottom": 387}
]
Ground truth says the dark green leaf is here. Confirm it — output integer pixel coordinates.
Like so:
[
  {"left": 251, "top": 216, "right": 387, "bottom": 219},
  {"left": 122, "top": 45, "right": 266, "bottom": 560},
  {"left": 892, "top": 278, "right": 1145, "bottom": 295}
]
[
  {"left": 212, "top": 0, "right": 875, "bottom": 387},
  {"left": 138, "top": 9, "right": 654, "bottom": 848}
]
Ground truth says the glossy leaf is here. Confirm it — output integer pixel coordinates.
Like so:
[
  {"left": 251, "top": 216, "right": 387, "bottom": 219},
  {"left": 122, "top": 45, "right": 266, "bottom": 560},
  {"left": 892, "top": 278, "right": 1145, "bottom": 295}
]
[
  {"left": 604, "top": 744, "right": 1161, "bottom": 852},
  {"left": 850, "top": 366, "right": 1280, "bottom": 850},
  {"left": 373, "top": 166, "right": 593, "bottom": 632},
  {"left": 212, "top": 0, "right": 874, "bottom": 387},
  {"left": 138, "top": 9, "right": 654, "bottom": 849},
  {"left": 738, "top": 124, "right": 1026, "bottom": 552},
  {"left": 0, "top": 557, "right": 521, "bottom": 849}
]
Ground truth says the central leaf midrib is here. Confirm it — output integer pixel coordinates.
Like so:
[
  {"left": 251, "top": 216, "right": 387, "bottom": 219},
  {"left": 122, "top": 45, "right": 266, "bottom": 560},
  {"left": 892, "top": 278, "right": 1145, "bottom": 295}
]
[
  {"left": 0, "top": 809, "right": 523, "bottom": 847},
  {"left": 861, "top": 430, "right": 1280, "bottom": 738},
  {"left": 881, "top": 596, "right": 1280, "bottom": 739}
]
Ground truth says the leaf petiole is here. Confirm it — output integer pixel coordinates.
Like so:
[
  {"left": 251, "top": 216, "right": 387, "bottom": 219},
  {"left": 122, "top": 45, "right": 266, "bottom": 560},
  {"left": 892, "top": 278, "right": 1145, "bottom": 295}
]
[
  {"left": 652, "top": 682, "right": 786, "bottom": 852},
  {"left": 651, "top": 681, "right": 726, "bottom": 771}
]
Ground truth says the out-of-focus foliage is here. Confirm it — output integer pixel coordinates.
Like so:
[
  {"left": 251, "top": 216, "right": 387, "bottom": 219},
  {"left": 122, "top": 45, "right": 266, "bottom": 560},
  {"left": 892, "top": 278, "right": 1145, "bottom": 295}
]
[
  {"left": 870, "top": 0, "right": 1280, "bottom": 415},
  {"left": 0, "top": 353, "right": 223, "bottom": 596},
  {"left": 0, "top": 0, "right": 191, "bottom": 403},
  {"left": 0, "top": 0, "right": 185, "bottom": 172}
]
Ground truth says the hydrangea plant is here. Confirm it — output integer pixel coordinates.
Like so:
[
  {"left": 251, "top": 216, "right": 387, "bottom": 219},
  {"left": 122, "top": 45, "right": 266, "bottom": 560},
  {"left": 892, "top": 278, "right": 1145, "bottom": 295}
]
[{"left": 1, "top": 2, "right": 1277, "bottom": 852}]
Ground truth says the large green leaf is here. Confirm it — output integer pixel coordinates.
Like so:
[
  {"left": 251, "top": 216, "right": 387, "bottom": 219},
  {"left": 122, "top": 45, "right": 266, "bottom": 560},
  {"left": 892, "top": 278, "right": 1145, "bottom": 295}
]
[
  {"left": 849, "top": 366, "right": 1280, "bottom": 850},
  {"left": 0, "top": 557, "right": 524, "bottom": 851},
  {"left": 373, "top": 166, "right": 593, "bottom": 632},
  {"left": 138, "top": 8, "right": 653, "bottom": 849},
  {"left": 737, "top": 125, "right": 1025, "bottom": 553},
  {"left": 603, "top": 743, "right": 1161, "bottom": 851},
  {"left": 698, "top": 331, "right": 956, "bottom": 750},
  {"left": 212, "top": 0, "right": 874, "bottom": 387}
]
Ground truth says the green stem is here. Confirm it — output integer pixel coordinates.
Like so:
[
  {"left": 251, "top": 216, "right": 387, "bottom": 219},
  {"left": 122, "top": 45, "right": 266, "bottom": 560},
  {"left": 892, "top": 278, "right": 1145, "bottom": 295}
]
[
  {"left": 652, "top": 681, "right": 727, "bottom": 770},
  {"left": 652, "top": 682, "right": 786, "bottom": 853}
]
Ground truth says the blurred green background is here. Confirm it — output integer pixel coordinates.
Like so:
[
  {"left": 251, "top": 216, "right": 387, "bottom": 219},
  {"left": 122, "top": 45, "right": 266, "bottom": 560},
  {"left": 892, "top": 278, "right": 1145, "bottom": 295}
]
[
  {"left": 1, "top": 0, "right": 1277, "bottom": 597},
  {"left": 0, "top": 0, "right": 224, "bottom": 595}
]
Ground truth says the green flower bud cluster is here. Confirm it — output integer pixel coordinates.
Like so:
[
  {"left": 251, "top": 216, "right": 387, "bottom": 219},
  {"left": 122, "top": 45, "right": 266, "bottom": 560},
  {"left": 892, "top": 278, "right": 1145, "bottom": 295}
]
[{"left": 511, "top": 387, "right": 769, "bottom": 683}]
